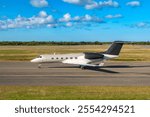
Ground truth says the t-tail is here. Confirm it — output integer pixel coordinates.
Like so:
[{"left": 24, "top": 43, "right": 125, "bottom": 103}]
[{"left": 104, "top": 41, "right": 124, "bottom": 55}]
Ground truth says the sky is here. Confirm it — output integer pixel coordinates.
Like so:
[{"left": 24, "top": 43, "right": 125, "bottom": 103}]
[{"left": 0, "top": 0, "right": 150, "bottom": 42}]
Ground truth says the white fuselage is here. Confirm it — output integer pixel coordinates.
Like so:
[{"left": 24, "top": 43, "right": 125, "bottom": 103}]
[
  {"left": 31, "top": 53, "right": 118, "bottom": 65},
  {"left": 31, "top": 53, "right": 85, "bottom": 63}
]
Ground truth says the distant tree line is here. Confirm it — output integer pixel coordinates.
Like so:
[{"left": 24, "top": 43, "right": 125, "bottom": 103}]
[
  {"left": 128, "top": 41, "right": 150, "bottom": 45},
  {"left": 0, "top": 41, "right": 149, "bottom": 46},
  {"left": 0, "top": 41, "right": 103, "bottom": 46}
]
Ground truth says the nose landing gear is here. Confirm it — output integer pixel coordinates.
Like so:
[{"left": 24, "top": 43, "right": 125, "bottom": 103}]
[{"left": 38, "top": 64, "right": 42, "bottom": 68}]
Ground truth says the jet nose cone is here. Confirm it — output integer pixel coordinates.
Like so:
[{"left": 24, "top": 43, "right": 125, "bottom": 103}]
[
  {"left": 31, "top": 58, "right": 42, "bottom": 63},
  {"left": 31, "top": 59, "right": 36, "bottom": 63}
]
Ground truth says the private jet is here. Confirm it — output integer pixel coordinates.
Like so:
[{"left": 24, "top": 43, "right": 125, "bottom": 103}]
[{"left": 31, "top": 41, "right": 124, "bottom": 69}]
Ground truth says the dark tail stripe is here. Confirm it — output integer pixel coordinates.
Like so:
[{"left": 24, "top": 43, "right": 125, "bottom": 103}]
[{"left": 105, "top": 41, "right": 124, "bottom": 55}]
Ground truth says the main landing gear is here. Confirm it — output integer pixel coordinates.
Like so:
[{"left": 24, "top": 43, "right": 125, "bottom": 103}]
[{"left": 80, "top": 65, "right": 85, "bottom": 70}]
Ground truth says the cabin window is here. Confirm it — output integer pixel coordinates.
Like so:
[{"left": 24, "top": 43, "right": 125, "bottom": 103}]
[
  {"left": 75, "top": 57, "right": 77, "bottom": 59},
  {"left": 61, "top": 57, "right": 63, "bottom": 59},
  {"left": 51, "top": 58, "right": 54, "bottom": 59},
  {"left": 70, "top": 57, "right": 73, "bottom": 59},
  {"left": 56, "top": 57, "right": 59, "bottom": 59},
  {"left": 66, "top": 57, "right": 68, "bottom": 59}
]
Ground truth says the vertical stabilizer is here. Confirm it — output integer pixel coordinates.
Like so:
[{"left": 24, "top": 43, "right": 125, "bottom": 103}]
[{"left": 105, "top": 41, "right": 124, "bottom": 55}]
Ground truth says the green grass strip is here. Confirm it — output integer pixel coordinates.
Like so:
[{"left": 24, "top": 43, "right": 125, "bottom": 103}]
[{"left": 0, "top": 86, "right": 150, "bottom": 100}]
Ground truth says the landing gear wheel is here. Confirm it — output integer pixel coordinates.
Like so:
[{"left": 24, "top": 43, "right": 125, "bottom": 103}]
[
  {"left": 38, "top": 64, "right": 41, "bottom": 68},
  {"left": 80, "top": 66, "right": 85, "bottom": 70}
]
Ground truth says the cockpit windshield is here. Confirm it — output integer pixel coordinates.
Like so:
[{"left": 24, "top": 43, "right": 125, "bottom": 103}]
[{"left": 37, "top": 55, "right": 42, "bottom": 58}]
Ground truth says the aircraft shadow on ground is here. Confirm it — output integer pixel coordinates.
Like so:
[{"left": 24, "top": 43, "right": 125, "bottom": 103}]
[
  {"left": 47, "top": 66, "right": 119, "bottom": 74},
  {"left": 47, "top": 65, "right": 150, "bottom": 74},
  {"left": 102, "top": 65, "right": 150, "bottom": 68},
  {"left": 48, "top": 65, "right": 150, "bottom": 68},
  {"left": 47, "top": 66, "right": 118, "bottom": 73},
  {"left": 85, "top": 65, "right": 150, "bottom": 73},
  {"left": 85, "top": 67, "right": 119, "bottom": 74}
]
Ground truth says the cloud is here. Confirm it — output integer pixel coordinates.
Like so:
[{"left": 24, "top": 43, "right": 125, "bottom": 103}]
[
  {"left": 0, "top": 11, "right": 54, "bottom": 30},
  {"left": 84, "top": 14, "right": 92, "bottom": 21},
  {"left": 0, "top": 12, "right": 104, "bottom": 30},
  {"left": 96, "top": 0, "right": 119, "bottom": 9},
  {"left": 63, "top": 0, "right": 92, "bottom": 5},
  {"left": 30, "top": 0, "right": 48, "bottom": 8},
  {"left": 63, "top": 0, "right": 119, "bottom": 10},
  {"left": 126, "top": 1, "right": 140, "bottom": 7},
  {"left": 66, "top": 22, "right": 73, "bottom": 27},
  {"left": 105, "top": 14, "right": 122, "bottom": 19},
  {"left": 39, "top": 11, "right": 48, "bottom": 17},
  {"left": 59, "top": 13, "right": 103, "bottom": 23},
  {"left": 47, "top": 24, "right": 58, "bottom": 28},
  {"left": 128, "top": 22, "right": 150, "bottom": 28},
  {"left": 135, "top": 22, "right": 149, "bottom": 28},
  {"left": 58, "top": 13, "right": 104, "bottom": 28},
  {"left": 59, "top": 13, "right": 71, "bottom": 22},
  {"left": 85, "top": 2, "right": 98, "bottom": 9}
]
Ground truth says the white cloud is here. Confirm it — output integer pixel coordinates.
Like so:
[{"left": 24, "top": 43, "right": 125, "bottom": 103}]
[
  {"left": 59, "top": 13, "right": 103, "bottom": 23},
  {"left": 0, "top": 11, "right": 54, "bottom": 30},
  {"left": 63, "top": 0, "right": 92, "bottom": 5},
  {"left": 39, "top": 11, "right": 48, "bottom": 17},
  {"left": 86, "top": 0, "right": 119, "bottom": 9},
  {"left": 63, "top": 0, "right": 119, "bottom": 10},
  {"left": 47, "top": 24, "right": 58, "bottom": 28},
  {"left": 59, "top": 13, "right": 71, "bottom": 22},
  {"left": 128, "top": 22, "right": 150, "bottom": 28},
  {"left": 83, "top": 14, "right": 103, "bottom": 22},
  {"left": 66, "top": 22, "right": 73, "bottom": 27},
  {"left": 126, "top": 1, "right": 140, "bottom": 7},
  {"left": 98, "top": 0, "right": 119, "bottom": 7},
  {"left": 85, "top": 2, "right": 98, "bottom": 9},
  {"left": 30, "top": 0, "right": 48, "bottom": 8},
  {"left": 57, "top": 13, "right": 103, "bottom": 28},
  {"left": 136, "top": 22, "right": 149, "bottom": 28},
  {"left": 73, "top": 16, "right": 80, "bottom": 21},
  {"left": 0, "top": 11, "right": 104, "bottom": 30},
  {"left": 46, "top": 15, "right": 54, "bottom": 22},
  {"left": 105, "top": 14, "right": 122, "bottom": 19},
  {"left": 137, "top": 22, "right": 145, "bottom": 27},
  {"left": 84, "top": 14, "right": 92, "bottom": 21}
]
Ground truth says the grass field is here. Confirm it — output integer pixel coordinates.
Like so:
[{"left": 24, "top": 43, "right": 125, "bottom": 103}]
[
  {"left": 0, "top": 86, "right": 150, "bottom": 100},
  {"left": 0, "top": 44, "right": 150, "bottom": 61}
]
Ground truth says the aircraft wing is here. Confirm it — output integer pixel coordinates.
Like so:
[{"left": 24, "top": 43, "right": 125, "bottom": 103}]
[
  {"left": 62, "top": 59, "right": 89, "bottom": 65},
  {"left": 62, "top": 59, "right": 104, "bottom": 67}
]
